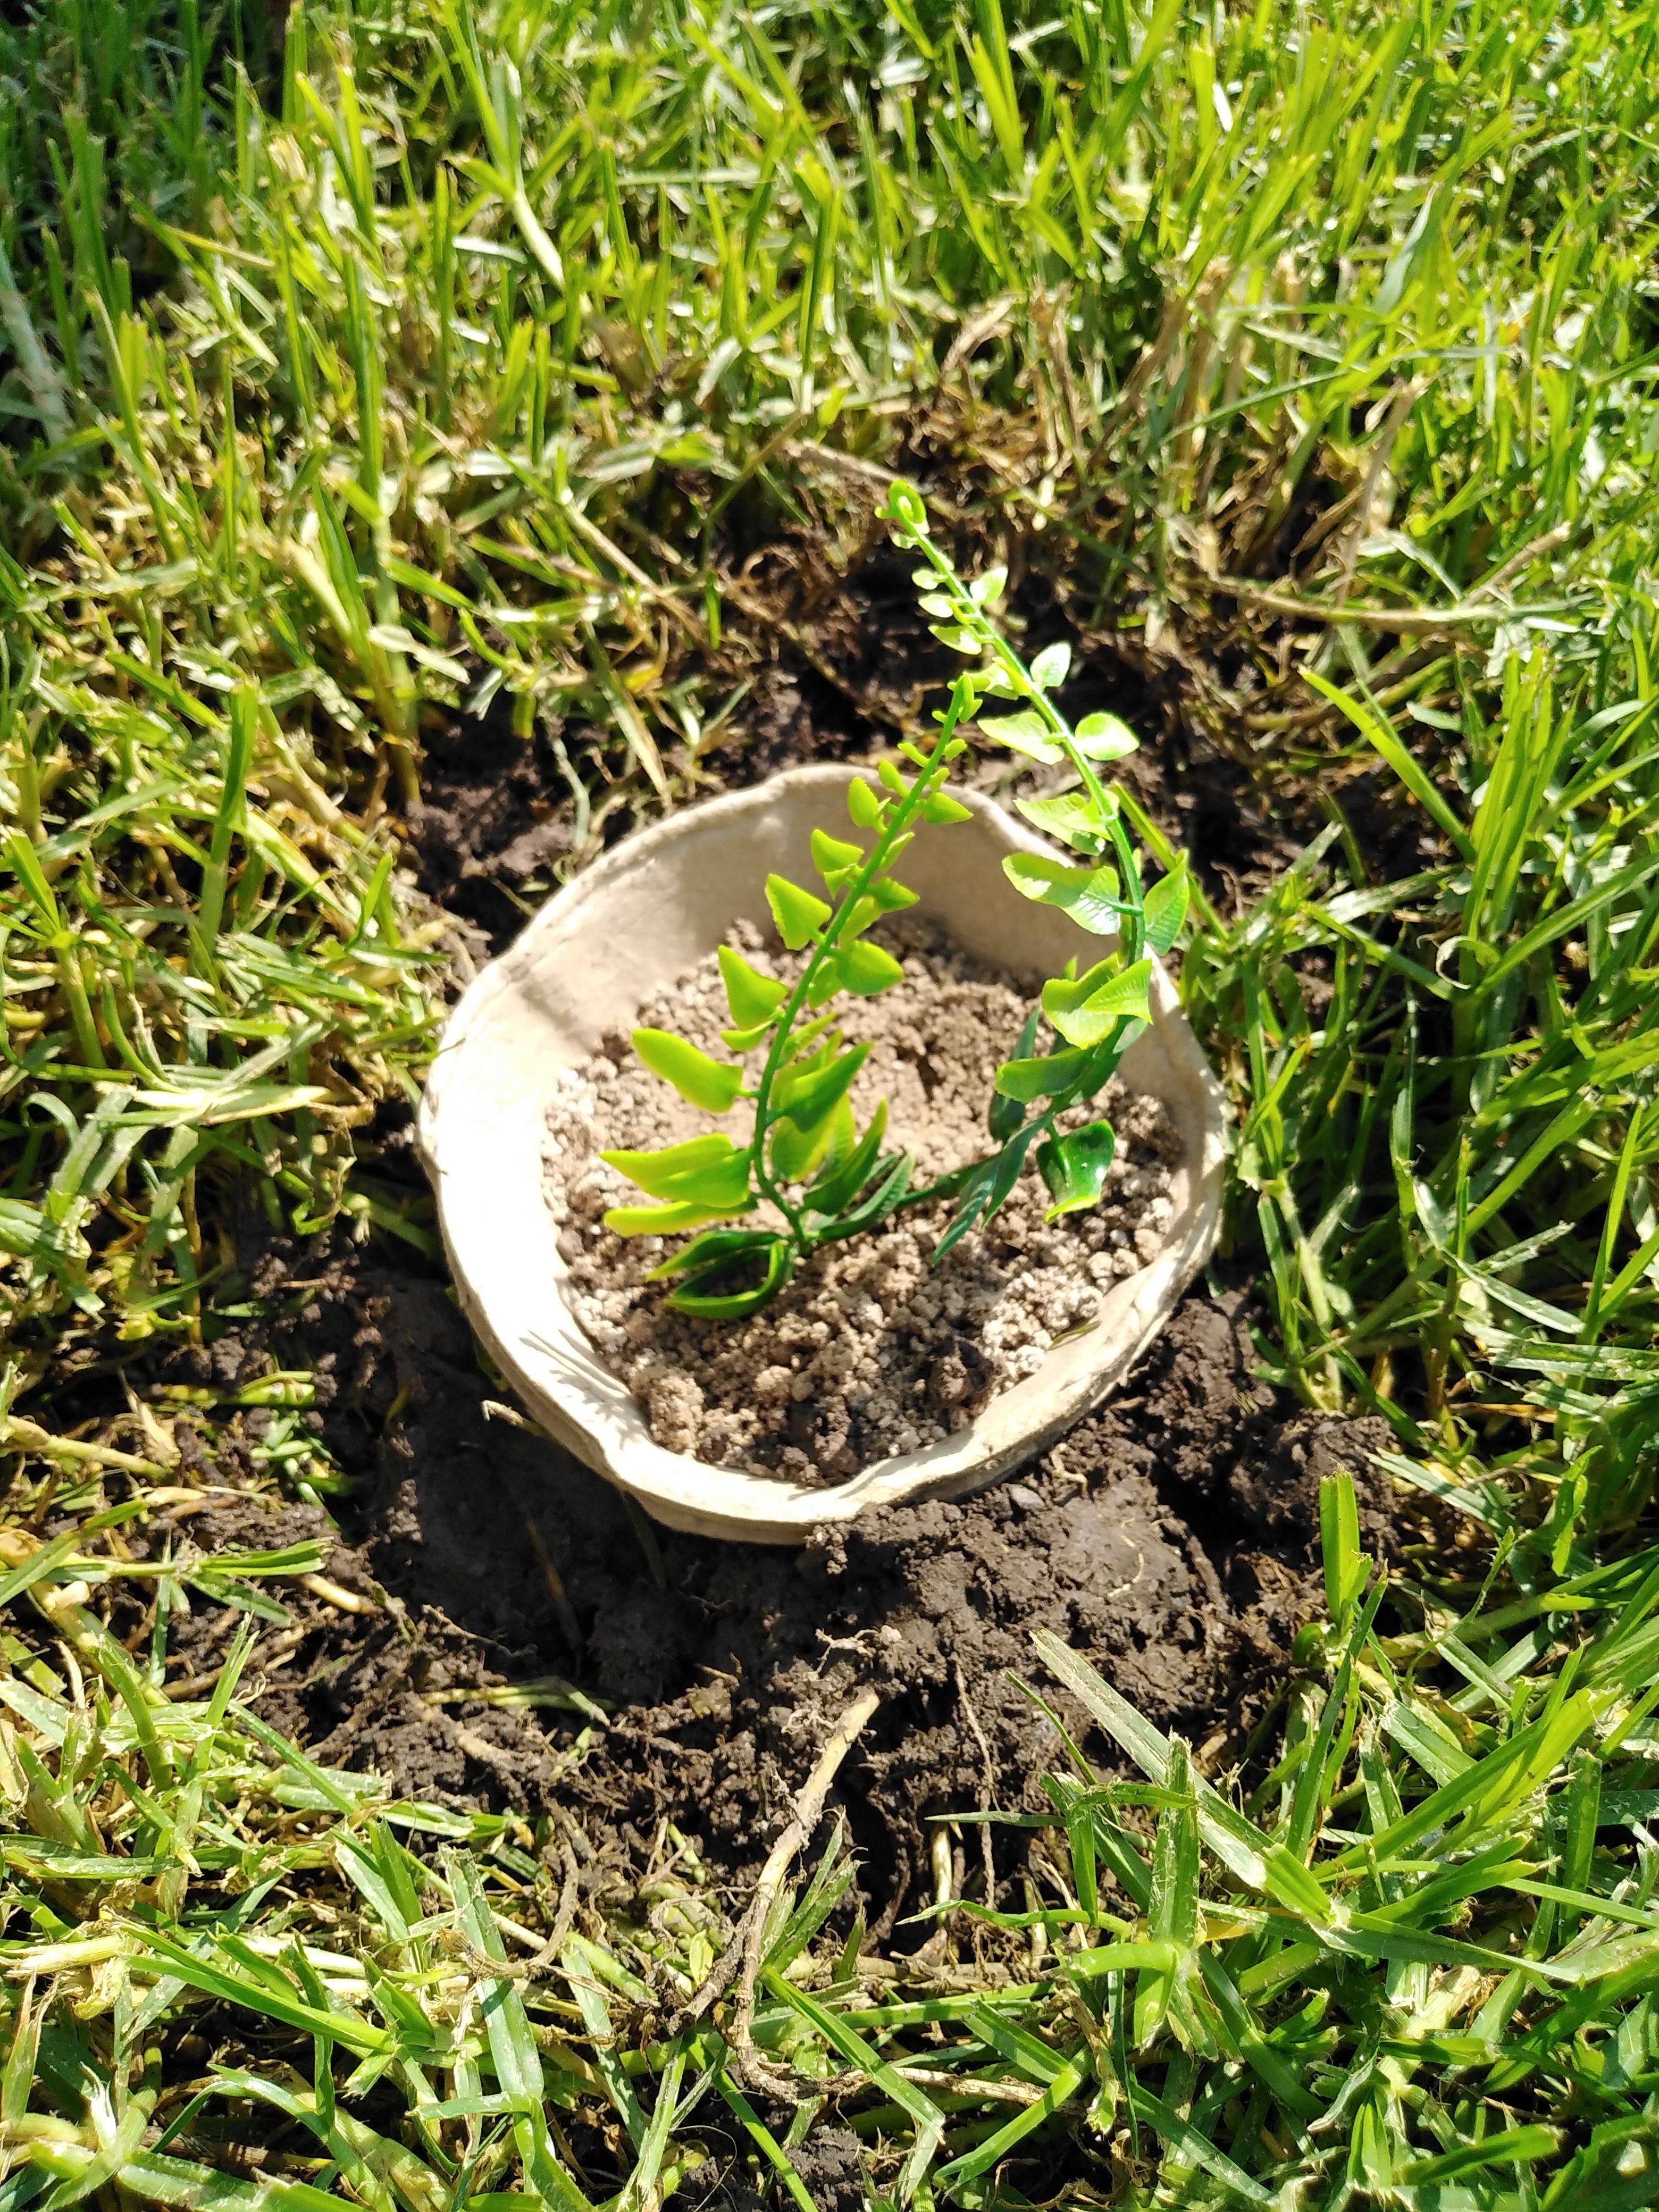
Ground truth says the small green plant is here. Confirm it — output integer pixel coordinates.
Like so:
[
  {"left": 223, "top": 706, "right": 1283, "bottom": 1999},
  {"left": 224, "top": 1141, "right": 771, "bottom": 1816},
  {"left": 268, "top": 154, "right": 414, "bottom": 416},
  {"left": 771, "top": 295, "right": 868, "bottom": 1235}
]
[{"left": 600, "top": 481, "right": 1189, "bottom": 1316}]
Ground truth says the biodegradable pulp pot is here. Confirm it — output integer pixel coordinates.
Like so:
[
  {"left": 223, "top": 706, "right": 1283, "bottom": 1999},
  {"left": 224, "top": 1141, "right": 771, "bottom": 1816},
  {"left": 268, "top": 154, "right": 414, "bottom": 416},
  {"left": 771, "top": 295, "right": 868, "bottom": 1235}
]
[{"left": 417, "top": 765, "right": 1227, "bottom": 1545}]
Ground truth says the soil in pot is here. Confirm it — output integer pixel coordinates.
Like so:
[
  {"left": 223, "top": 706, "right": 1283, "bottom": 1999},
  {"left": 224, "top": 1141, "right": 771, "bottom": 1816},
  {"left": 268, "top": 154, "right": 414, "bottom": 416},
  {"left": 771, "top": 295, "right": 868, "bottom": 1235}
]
[{"left": 543, "top": 916, "right": 1182, "bottom": 1480}]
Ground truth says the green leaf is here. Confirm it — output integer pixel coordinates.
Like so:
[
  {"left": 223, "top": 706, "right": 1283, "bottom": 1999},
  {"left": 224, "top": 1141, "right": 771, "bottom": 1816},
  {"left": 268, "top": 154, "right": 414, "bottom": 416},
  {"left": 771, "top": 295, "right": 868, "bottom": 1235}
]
[
  {"left": 971, "top": 564, "right": 1007, "bottom": 606},
  {"left": 994, "top": 1045, "right": 1092, "bottom": 1103},
  {"left": 780, "top": 1025, "right": 839, "bottom": 1074},
  {"left": 632, "top": 1028, "right": 744, "bottom": 1112},
  {"left": 0, "top": 1502, "right": 148, "bottom": 1612},
  {"left": 1303, "top": 668, "right": 1474, "bottom": 860},
  {"left": 722, "top": 1018, "right": 775, "bottom": 1052},
  {"left": 1074, "top": 711, "right": 1139, "bottom": 760},
  {"left": 775, "top": 1041, "right": 869, "bottom": 1136},
  {"left": 854, "top": 875, "right": 920, "bottom": 929},
  {"left": 1034, "top": 1632, "right": 1335, "bottom": 1921},
  {"left": 876, "top": 759, "right": 911, "bottom": 796},
  {"left": 764, "top": 1971, "right": 944, "bottom": 2196},
  {"left": 814, "top": 1150, "right": 913, "bottom": 1240},
  {"left": 977, "top": 709, "right": 1063, "bottom": 763},
  {"left": 646, "top": 1228, "right": 780, "bottom": 1283},
  {"left": 1043, "top": 959, "right": 1153, "bottom": 1047},
  {"left": 1030, "top": 641, "right": 1072, "bottom": 690},
  {"left": 805, "top": 958, "right": 847, "bottom": 1009},
  {"left": 833, "top": 939, "right": 903, "bottom": 995},
  {"left": 1037, "top": 1120, "right": 1117, "bottom": 1220},
  {"left": 604, "top": 1195, "right": 755, "bottom": 1237},
  {"left": 5, "top": 830, "right": 60, "bottom": 926},
  {"left": 766, "top": 874, "right": 832, "bottom": 949},
  {"left": 920, "top": 789, "right": 971, "bottom": 823},
  {"left": 1401, "top": 2127, "right": 1561, "bottom": 2187},
  {"left": 937, "top": 1125, "right": 1040, "bottom": 1259},
  {"left": 1143, "top": 863, "right": 1189, "bottom": 955},
  {"left": 883, "top": 482, "right": 927, "bottom": 532},
  {"left": 1004, "top": 853, "right": 1123, "bottom": 934},
  {"left": 1320, "top": 1470, "right": 1368, "bottom": 1626},
  {"left": 599, "top": 1136, "right": 752, "bottom": 1211},
  {"left": 977, "top": 666, "right": 1022, "bottom": 698},
  {"left": 806, "top": 1100, "right": 888, "bottom": 1218},
  {"left": 770, "top": 1093, "right": 852, "bottom": 1184},
  {"left": 989, "top": 1008, "right": 1040, "bottom": 1140},
  {"left": 718, "top": 944, "right": 788, "bottom": 1027},
  {"left": 666, "top": 1235, "right": 795, "bottom": 1318},
  {"left": 600, "top": 1133, "right": 739, "bottom": 1199},
  {"left": 847, "top": 777, "right": 885, "bottom": 829},
  {"left": 1015, "top": 790, "right": 1110, "bottom": 851},
  {"left": 819, "top": 1094, "right": 859, "bottom": 1179},
  {"left": 810, "top": 826, "right": 864, "bottom": 885}
]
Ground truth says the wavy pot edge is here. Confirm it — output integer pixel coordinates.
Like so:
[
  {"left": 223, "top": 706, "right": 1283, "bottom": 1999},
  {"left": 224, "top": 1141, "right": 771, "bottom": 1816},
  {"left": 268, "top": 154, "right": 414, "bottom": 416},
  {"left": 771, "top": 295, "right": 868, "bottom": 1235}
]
[{"left": 417, "top": 765, "right": 1227, "bottom": 1545}]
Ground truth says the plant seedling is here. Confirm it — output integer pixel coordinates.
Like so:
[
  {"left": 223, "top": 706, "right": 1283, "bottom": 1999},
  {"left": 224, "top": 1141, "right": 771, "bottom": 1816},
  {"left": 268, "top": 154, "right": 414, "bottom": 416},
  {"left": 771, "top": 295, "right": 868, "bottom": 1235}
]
[{"left": 600, "top": 481, "right": 1189, "bottom": 1314}]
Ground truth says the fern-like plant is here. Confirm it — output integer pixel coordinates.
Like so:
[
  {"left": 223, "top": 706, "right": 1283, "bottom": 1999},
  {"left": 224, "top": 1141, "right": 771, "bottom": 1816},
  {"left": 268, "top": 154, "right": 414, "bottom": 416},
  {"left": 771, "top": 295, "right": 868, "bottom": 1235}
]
[{"left": 596, "top": 482, "right": 1189, "bottom": 1317}]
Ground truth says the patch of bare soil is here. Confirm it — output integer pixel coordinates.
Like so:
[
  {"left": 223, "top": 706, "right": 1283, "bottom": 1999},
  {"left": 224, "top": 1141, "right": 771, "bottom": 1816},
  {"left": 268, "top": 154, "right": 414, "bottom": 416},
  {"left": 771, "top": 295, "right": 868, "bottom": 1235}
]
[
  {"left": 547, "top": 919, "right": 1178, "bottom": 1478},
  {"left": 76, "top": 1218, "right": 1387, "bottom": 1954},
  {"left": 397, "top": 533, "right": 1325, "bottom": 959}
]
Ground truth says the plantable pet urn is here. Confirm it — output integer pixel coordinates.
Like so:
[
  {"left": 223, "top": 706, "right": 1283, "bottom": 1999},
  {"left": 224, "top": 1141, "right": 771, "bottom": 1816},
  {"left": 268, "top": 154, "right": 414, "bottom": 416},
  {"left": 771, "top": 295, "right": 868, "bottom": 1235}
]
[{"left": 418, "top": 767, "right": 1227, "bottom": 1544}]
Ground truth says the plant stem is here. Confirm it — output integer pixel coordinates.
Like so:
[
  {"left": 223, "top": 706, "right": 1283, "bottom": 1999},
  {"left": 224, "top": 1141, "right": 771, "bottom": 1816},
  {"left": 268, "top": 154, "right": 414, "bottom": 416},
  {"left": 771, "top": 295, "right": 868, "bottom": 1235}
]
[
  {"left": 747, "top": 696, "right": 968, "bottom": 1252},
  {"left": 907, "top": 529, "right": 1154, "bottom": 1135},
  {"left": 909, "top": 531, "right": 1144, "bottom": 943}
]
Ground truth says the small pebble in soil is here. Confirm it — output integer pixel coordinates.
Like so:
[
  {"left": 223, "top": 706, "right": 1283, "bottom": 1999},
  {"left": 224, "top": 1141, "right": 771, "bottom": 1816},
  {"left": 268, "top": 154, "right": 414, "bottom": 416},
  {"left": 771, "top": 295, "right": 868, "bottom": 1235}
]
[{"left": 542, "top": 917, "right": 1182, "bottom": 1483}]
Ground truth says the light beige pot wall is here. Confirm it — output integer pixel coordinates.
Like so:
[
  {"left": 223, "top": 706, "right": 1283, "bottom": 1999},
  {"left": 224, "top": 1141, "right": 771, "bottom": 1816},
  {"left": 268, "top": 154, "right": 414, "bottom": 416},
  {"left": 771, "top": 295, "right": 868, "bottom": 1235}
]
[{"left": 417, "top": 766, "right": 1227, "bottom": 1544}]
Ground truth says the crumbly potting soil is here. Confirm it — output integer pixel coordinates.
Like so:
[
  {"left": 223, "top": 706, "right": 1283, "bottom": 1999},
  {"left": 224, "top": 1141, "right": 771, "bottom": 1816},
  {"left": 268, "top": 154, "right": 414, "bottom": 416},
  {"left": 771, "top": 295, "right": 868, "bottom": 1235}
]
[{"left": 543, "top": 919, "right": 1180, "bottom": 1479}]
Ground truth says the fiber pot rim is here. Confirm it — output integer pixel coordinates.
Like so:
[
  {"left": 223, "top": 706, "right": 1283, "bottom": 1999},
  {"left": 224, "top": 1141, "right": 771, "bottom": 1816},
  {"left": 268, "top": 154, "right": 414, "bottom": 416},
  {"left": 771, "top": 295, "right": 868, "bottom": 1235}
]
[{"left": 417, "top": 765, "right": 1227, "bottom": 1544}]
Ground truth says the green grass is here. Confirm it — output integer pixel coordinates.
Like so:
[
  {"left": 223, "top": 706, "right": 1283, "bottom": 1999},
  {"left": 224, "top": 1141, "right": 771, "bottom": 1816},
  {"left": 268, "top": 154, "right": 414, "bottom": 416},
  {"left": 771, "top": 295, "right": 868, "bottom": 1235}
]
[{"left": 8, "top": 0, "right": 1659, "bottom": 2203}]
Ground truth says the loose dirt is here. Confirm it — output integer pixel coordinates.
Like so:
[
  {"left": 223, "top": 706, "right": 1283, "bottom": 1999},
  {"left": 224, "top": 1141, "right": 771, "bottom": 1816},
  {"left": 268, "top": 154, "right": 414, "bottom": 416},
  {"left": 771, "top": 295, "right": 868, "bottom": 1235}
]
[
  {"left": 86, "top": 1215, "right": 1389, "bottom": 1949},
  {"left": 545, "top": 920, "right": 1178, "bottom": 1478}
]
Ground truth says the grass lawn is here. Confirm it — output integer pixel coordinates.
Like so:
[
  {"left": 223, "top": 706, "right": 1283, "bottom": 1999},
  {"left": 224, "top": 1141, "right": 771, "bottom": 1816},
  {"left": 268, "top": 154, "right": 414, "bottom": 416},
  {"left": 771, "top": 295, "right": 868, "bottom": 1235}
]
[{"left": 5, "top": 0, "right": 1659, "bottom": 2203}]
